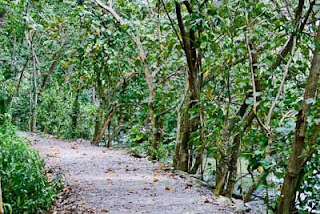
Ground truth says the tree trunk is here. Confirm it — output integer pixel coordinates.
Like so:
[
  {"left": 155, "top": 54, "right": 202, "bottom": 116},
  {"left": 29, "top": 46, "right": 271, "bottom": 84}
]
[
  {"left": 94, "top": 0, "right": 160, "bottom": 158},
  {"left": 244, "top": 175, "right": 263, "bottom": 202},
  {"left": 92, "top": 102, "right": 119, "bottom": 145},
  {"left": 173, "top": 77, "right": 188, "bottom": 167},
  {"left": 71, "top": 91, "right": 80, "bottom": 138},
  {"left": 0, "top": 178, "right": 3, "bottom": 214},
  {"left": 176, "top": 103, "right": 192, "bottom": 171},
  {"left": 26, "top": 31, "right": 38, "bottom": 133},
  {"left": 190, "top": 142, "right": 206, "bottom": 174},
  {"left": 276, "top": 23, "right": 320, "bottom": 214},
  {"left": 150, "top": 115, "right": 164, "bottom": 160},
  {"left": 189, "top": 102, "right": 205, "bottom": 174},
  {"left": 225, "top": 0, "right": 310, "bottom": 198},
  {"left": 221, "top": 38, "right": 260, "bottom": 197},
  {"left": 173, "top": 2, "right": 201, "bottom": 172},
  {"left": 93, "top": 68, "right": 106, "bottom": 144},
  {"left": 149, "top": 1, "right": 164, "bottom": 160},
  {"left": 213, "top": 154, "right": 228, "bottom": 196},
  {"left": 225, "top": 110, "right": 256, "bottom": 197},
  {"left": 106, "top": 120, "right": 112, "bottom": 148},
  {"left": 93, "top": 102, "right": 105, "bottom": 144}
]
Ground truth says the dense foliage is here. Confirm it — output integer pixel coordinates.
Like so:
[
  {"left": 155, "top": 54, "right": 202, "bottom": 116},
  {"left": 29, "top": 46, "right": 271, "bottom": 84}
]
[
  {"left": 1, "top": 0, "right": 320, "bottom": 213},
  {"left": 0, "top": 123, "right": 58, "bottom": 213}
]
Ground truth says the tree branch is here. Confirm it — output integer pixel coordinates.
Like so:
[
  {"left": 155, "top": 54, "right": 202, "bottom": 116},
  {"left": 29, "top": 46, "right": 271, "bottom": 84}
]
[
  {"left": 94, "top": 0, "right": 124, "bottom": 25},
  {"left": 160, "top": 0, "right": 183, "bottom": 48}
]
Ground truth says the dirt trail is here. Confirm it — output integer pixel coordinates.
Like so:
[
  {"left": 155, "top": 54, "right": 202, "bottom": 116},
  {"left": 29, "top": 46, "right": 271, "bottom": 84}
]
[{"left": 20, "top": 132, "right": 236, "bottom": 214}]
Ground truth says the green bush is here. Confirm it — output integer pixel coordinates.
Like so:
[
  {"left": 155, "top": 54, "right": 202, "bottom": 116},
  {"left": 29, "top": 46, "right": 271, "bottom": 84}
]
[{"left": 0, "top": 124, "right": 58, "bottom": 213}]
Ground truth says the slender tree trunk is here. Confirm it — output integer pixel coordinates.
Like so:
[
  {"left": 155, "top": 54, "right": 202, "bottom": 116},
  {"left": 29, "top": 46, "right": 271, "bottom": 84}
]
[
  {"left": 24, "top": 6, "right": 40, "bottom": 133},
  {"left": 173, "top": 2, "right": 201, "bottom": 172},
  {"left": 150, "top": 1, "right": 164, "bottom": 160},
  {"left": 107, "top": 120, "right": 112, "bottom": 148},
  {"left": 29, "top": 39, "right": 38, "bottom": 133},
  {"left": 93, "top": 69, "right": 106, "bottom": 144},
  {"left": 225, "top": 110, "right": 256, "bottom": 197},
  {"left": 276, "top": 23, "right": 320, "bottom": 214},
  {"left": 92, "top": 102, "right": 119, "bottom": 145},
  {"left": 244, "top": 36, "right": 297, "bottom": 202},
  {"left": 189, "top": 101, "right": 205, "bottom": 174},
  {"left": 214, "top": 95, "right": 256, "bottom": 195},
  {"left": 0, "top": 178, "right": 3, "bottom": 214},
  {"left": 219, "top": 38, "right": 260, "bottom": 197},
  {"left": 177, "top": 102, "right": 192, "bottom": 171},
  {"left": 219, "top": 0, "right": 308, "bottom": 198},
  {"left": 71, "top": 91, "right": 80, "bottom": 138},
  {"left": 190, "top": 142, "right": 205, "bottom": 174},
  {"left": 214, "top": 154, "right": 228, "bottom": 196},
  {"left": 150, "top": 116, "right": 163, "bottom": 159},
  {"left": 244, "top": 172, "right": 263, "bottom": 202},
  {"left": 173, "top": 75, "right": 189, "bottom": 167},
  {"left": 93, "top": 102, "right": 105, "bottom": 144}
]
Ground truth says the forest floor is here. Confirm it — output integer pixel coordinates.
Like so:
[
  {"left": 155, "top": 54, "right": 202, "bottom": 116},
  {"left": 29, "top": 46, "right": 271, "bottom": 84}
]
[{"left": 20, "top": 132, "right": 246, "bottom": 214}]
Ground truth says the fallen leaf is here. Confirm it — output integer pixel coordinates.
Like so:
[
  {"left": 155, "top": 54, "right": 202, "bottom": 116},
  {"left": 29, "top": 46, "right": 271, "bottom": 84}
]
[
  {"left": 104, "top": 168, "right": 115, "bottom": 173},
  {"left": 49, "top": 148, "right": 60, "bottom": 157},
  {"left": 128, "top": 189, "right": 136, "bottom": 194},
  {"left": 126, "top": 168, "right": 137, "bottom": 172},
  {"left": 153, "top": 170, "right": 158, "bottom": 177},
  {"left": 185, "top": 182, "right": 193, "bottom": 189},
  {"left": 204, "top": 198, "right": 213, "bottom": 203},
  {"left": 165, "top": 186, "right": 172, "bottom": 190},
  {"left": 70, "top": 145, "right": 78, "bottom": 150}
]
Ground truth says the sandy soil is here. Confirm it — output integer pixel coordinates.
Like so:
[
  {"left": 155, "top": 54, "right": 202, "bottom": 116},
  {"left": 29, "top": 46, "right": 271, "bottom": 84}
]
[{"left": 20, "top": 132, "right": 237, "bottom": 214}]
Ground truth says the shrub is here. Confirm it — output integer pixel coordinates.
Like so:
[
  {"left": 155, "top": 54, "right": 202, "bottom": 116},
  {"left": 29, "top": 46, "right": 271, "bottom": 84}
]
[{"left": 0, "top": 124, "right": 57, "bottom": 213}]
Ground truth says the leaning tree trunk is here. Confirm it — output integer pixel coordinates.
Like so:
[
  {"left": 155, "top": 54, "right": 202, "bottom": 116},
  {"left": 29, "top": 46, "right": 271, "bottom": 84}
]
[
  {"left": 276, "top": 23, "right": 320, "bottom": 214},
  {"left": 225, "top": 109, "right": 257, "bottom": 197},
  {"left": 92, "top": 103, "right": 119, "bottom": 145}
]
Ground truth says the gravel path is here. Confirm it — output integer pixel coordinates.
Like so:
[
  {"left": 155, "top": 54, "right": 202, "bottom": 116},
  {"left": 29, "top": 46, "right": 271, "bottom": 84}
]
[{"left": 20, "top": 132, "right": 236, "bottom": 214}]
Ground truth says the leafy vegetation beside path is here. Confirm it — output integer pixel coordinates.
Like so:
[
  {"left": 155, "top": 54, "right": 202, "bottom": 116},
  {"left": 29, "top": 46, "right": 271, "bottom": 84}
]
[{"left": 0, "top": 124, "right": 59, "bottom": 214}]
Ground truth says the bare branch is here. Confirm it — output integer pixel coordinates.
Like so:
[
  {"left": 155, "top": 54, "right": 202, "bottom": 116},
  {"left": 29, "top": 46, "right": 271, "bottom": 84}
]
[
  {"left": 94, "top": 0, "right": 124, "bottom": 25},
  {"left": 160, "top": 0, "right": 183, "bottom": 48},
  {"left": 266, "top": 37, "right": 297, "bottom": 125}
]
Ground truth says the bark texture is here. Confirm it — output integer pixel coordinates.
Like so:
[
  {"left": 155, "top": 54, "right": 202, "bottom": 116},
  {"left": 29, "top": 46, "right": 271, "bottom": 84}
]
[
  {"left": 173, "top": 2, "right": 201, "bottom": 172},
  {"left": 92, "top": 102, "right": 119, "bottom": 145}
]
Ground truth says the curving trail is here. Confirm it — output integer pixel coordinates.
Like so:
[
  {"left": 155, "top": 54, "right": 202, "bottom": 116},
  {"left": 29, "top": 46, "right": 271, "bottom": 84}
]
[{"left": 20, "top": 132, "right": 236, "bottom": 214}]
